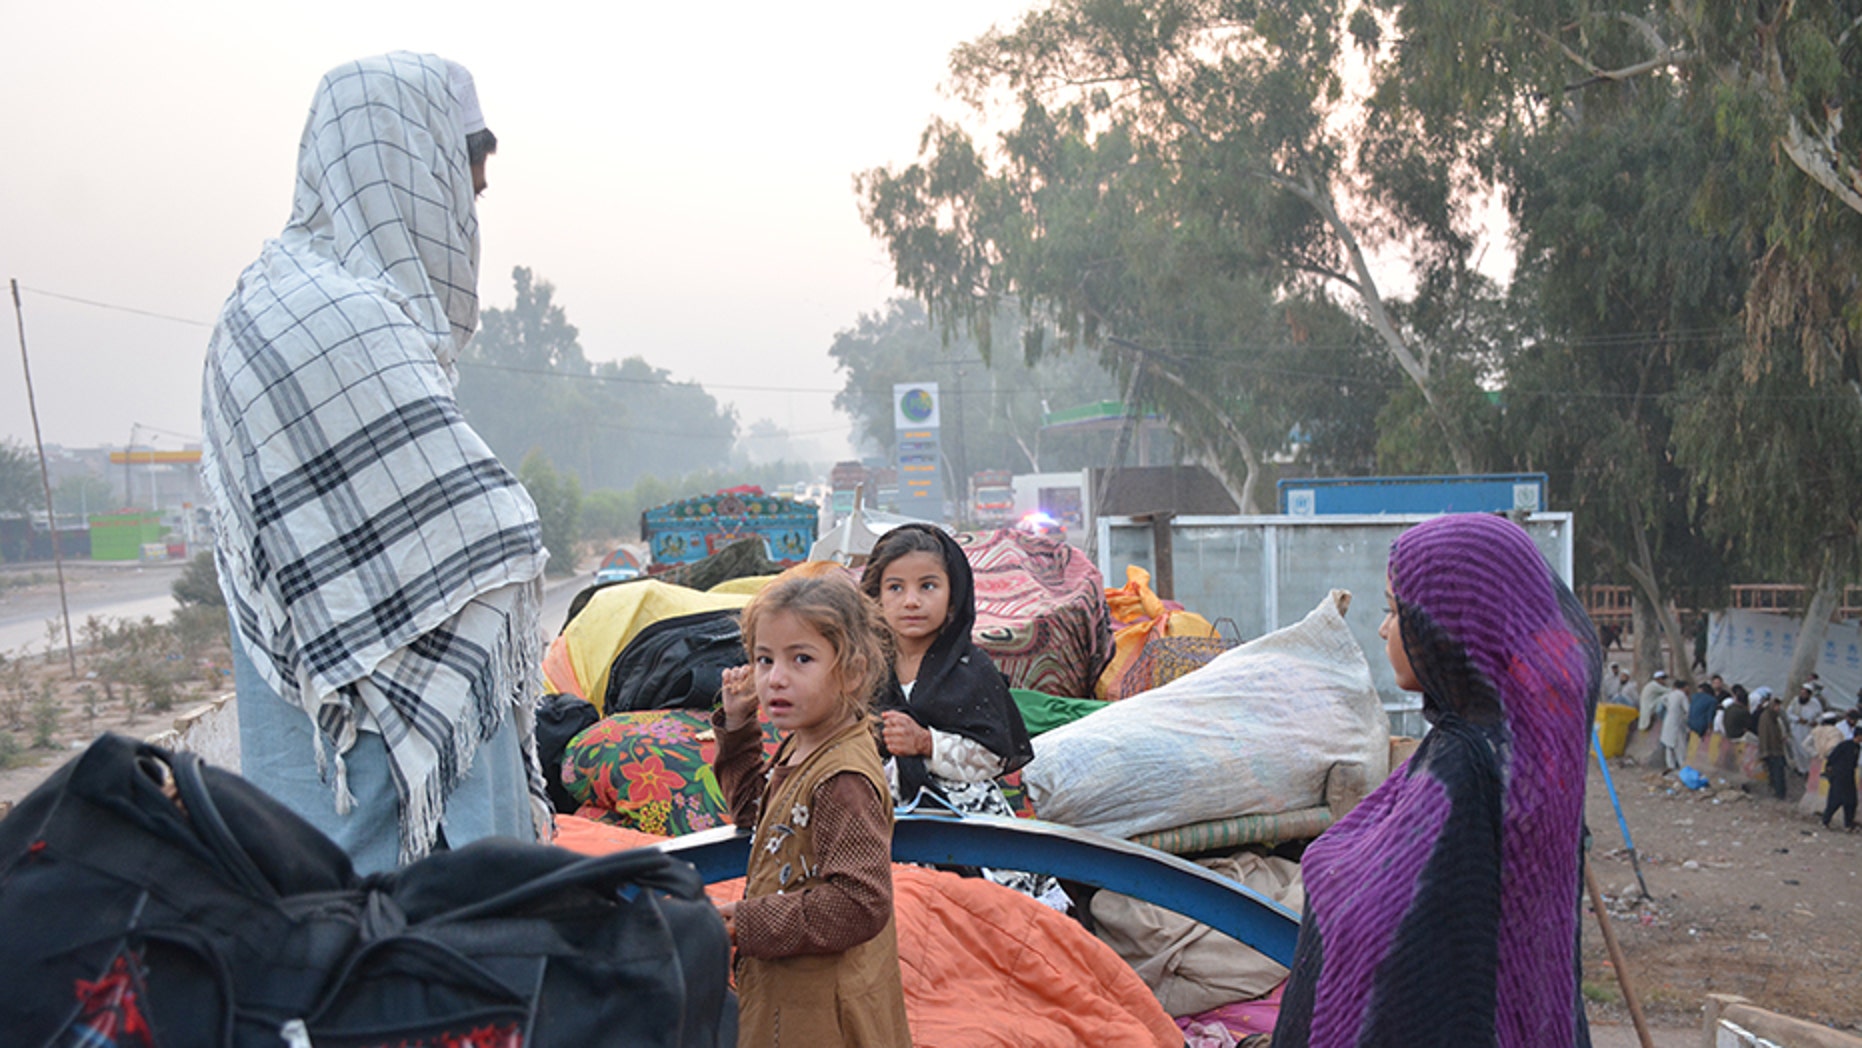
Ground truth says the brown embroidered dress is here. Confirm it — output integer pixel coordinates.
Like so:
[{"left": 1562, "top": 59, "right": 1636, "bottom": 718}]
[{"left": 716, "top": 716, "right": 911, "bottom": 1047}]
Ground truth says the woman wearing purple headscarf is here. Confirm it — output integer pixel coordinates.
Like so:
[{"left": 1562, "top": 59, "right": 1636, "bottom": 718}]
[{"left": 1274, "top": 514, "right": 1601, "bottom": 1047}]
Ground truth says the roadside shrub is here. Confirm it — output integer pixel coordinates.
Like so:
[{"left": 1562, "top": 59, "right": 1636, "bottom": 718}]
[
  {"left": 0, "top": 655, "right": 28, "bottom": 730},
  {"left": 172, "top": 552, "right": 226, "bottom": 608},
  {"left": 32, "top": 687, "right": 58, "bottom": 748},
  {"left": 171, "top": 604, "right": 226, "bottom": 669}
]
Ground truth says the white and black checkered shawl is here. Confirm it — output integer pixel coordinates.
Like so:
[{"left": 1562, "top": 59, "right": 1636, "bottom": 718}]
[{"left": 200, "top": 53, "right": 551, "bottom": 863}]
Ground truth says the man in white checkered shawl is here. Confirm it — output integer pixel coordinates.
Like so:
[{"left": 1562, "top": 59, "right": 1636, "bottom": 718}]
[{"left": 201, "top": 53, "right": 552, "bottom": 870}]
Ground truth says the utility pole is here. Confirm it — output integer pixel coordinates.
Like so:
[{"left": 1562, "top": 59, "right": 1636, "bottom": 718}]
[
  {"left": 125, "top": 422, "right": 140, "bottom": 510},
  {"left": 10, "top": 279, "right": 79, "bottom": 676},
  {"left": 948, "top": 362, "right": 969, "bottom": 495}
]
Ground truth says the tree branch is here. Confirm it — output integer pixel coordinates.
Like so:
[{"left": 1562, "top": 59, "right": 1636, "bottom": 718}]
[
  {"left": 1467, "top": 1, "right": 1684, "bottom": 92},
  {"left": 1752, "top": 8, "right": 1862, "bottom": 217},
  {"left": 1778, "top": 111, "right": 1862, "bottom": 217},
  {"left": 1287, "top": 169, "right": 1433, "bottom": 387},
  {"left": 1111, "top": 336, "right": 1263, "bottom": 512},
  {"left": 1564, "top": 51, "right": 1690, "bottom": 92}
]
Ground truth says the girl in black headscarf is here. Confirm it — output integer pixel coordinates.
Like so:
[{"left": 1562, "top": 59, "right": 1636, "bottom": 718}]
[{"left": 860, "top": 524, "right": 1056, "bottom": 902}]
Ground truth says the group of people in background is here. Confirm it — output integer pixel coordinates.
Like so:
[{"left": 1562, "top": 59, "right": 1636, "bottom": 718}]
[{"left": 1610, "top": 664, "right": 1860, "bottom": 830}]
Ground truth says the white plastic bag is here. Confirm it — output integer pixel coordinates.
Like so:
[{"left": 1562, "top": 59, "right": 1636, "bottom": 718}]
[{"left": 1022, "top": 590, "right": 1389, "bottom": 839}]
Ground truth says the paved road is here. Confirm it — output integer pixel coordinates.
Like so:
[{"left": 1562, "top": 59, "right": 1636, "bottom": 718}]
[
  {"left": 0, "top": 559, "right": 590, "bottom": 656},
  {"left": 0, "top": 560, "right": 186, "bottom": 655}
]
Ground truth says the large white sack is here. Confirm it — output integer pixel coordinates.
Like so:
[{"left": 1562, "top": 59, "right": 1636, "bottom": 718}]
[{"left": 1022, "top": 590, "right": 1390, "bottom": 839}]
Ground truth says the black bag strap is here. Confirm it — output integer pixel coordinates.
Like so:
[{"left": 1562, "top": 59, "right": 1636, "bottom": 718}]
[
  {"left": 433, "top": 847, "right": 704, "bottom": 924},
  {"left": 166, "top": 749, "right": 277, "bottom": 900}
]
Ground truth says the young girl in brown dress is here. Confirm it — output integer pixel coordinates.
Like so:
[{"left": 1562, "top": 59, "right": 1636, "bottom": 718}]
[{"left": 713, "top": 572, "right": 911, "bottom": 1047}]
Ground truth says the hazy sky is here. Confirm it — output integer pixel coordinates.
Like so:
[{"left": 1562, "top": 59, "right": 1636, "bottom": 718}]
[{"left": 0, "top": 1, "right": 1031, "bottom": 460}]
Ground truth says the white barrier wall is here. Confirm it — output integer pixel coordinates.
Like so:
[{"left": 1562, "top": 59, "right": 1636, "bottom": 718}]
[
  {"left": 1097, "top": 513, "right": 1575, "bottom": 738},
  {"left": 1708, "top": 610, "right": 1862, "bottom": 701},
  {"left": 145, "top": 692, "right": 240, "bottom": 772}
]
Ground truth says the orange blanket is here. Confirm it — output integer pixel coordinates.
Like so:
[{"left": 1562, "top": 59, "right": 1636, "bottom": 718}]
[{"left": 553, "top": 816, "right": 1180, "bottom": 1047}]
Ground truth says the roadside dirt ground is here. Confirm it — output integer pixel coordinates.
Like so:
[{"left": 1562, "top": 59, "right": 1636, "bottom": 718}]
[
  {"left": 0, "top": 559, "right": 590, "bottom": 816},
  {"left": 0, "top": 563, "right": 225, "bottom": 811},
  {"left": 1580, "top": 725, "right": 1862, "bottom": 1035}
]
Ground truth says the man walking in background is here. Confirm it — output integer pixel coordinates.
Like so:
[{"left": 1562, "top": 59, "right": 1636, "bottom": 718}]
[
  {"left": 1638, "top": 669, "right": 1672, "bottom": 762},
  {"left": 1687, "top": 678, "right": 1718, "bottom": 763},
  {"left": 1756, "top": 693, "right": 1790, "bottom": 800},
  {"left": 1660, "top": 679, "right": 1690, "bottom": 772}
]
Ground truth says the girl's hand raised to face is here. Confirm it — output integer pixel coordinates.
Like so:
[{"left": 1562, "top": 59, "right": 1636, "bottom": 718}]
[
  {"left": 880, "top": 710, "right": 933, "bottom": 757},
  {"left": 720, "top": 664, "right": 758, "bottom": 731}
]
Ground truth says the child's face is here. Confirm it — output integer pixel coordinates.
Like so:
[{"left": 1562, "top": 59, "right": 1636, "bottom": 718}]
[
  {"left": 877, "top": 551, "right": 951, "bottom": 646},
  {"left": 752, "top": 609, "right": 852, "bottom": 743}
]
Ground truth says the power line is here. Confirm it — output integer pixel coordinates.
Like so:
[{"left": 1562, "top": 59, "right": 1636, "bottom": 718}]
[
  {"left": 17, "top": 285, "right": 214, "bottom": 328},
  {"left": 16, "top": 284, "right": 1847, "bottom": 405},
  {"left": 457, "top": 360, "right": 844, "bottom": 395}
]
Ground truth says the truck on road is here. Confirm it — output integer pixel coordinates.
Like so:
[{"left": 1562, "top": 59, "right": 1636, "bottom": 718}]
[{"left": 969, "top": 470, "right": 1015, "bottom": 528}]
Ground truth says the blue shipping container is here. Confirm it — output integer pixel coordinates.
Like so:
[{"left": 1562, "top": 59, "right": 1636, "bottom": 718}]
[{"left": 1277, "top": 473, "right": 1547, "bottom": 516}]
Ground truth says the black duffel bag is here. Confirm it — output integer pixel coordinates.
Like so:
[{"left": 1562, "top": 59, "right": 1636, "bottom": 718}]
[
  {"left": 602, "top": 609, "right": 747, "bottom": 715},
  {"left": 0, "top": 733, "right": 735, "bottom": 1047}
]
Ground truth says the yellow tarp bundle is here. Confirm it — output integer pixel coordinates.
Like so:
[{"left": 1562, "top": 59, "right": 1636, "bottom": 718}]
[
  {"left": 707, "top": 574, "right": 778, "bottom": 596},
  {"left": 1096, "top": 565, "right": 1215, "bottom": 700},
  {"left": 543, "top": 580, "right": 752, "bottom": 711}
]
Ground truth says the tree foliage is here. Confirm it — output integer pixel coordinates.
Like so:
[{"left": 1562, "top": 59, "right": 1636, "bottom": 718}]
[
  {"left": 518, "top": 451, "right": 583, "bottom": 577},
  {"left": 828, "top": 299, "right": 1124, "bottom": 480},
  {"left": 1499, "top": 82, "right": 1750, "bottom": 602},
  {"left": 0, "top": 441, "right": 41, "bottom": 515},
  {"left": 857, "top": 0, "right": 1503, "bottom": 497},
  {"left": 1366, "top": 0, "right": 1860, "bottom": 669},
  {"left": 53, "top": 472, "right": 113, "bottom": 518},
  {"left": 1376, "top": 0, "right": 1862, "bottom": 403},
  {"left": 1685, "top": 0, "right": 1862, "bottom": 219},
  {"left": 172, "top": 551, "right": 226, "bottom": 608},
  {"left": 1672, "top": 329, "right": 1862, "bottom": 694},
  {"left": 455, "top": 268, "right": 738, "bottom": 492}
]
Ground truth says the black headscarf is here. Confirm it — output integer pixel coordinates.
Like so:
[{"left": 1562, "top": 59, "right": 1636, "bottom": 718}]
[{"left": 861, "top": 524, "right": 1035, "bottom": 803}]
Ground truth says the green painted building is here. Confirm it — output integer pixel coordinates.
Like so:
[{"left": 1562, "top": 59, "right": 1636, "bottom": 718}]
[{"left": 89, "top": 510, "right": 169, "bottom": 561}]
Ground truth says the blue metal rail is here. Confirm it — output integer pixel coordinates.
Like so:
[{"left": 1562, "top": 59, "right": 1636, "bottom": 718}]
[{"left": 656, "top": 812, "right": 1302, "bottom": 967}]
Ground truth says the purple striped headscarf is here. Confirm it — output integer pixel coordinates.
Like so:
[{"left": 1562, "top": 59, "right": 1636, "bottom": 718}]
[{"left": 1275, "top": 514, "right": 1600, "bottom": 1048}]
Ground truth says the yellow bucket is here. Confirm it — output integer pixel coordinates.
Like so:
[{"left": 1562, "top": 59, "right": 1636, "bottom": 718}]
[{"left": 1595, "top": 704, "right": 1638, "bottom": 758}]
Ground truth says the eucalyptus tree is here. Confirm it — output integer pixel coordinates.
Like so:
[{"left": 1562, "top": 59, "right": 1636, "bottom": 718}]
[
  {"left": 1684, "top": 0, "right": 1862, "bottom": 220},
  {"left": 858, "top": 0, "right": 1498, "bottom": 506},
  {"left": 1374, "top": 0, "right": 1862, "bottom": 376},
  {"left": 1498, "top": 85, "right": 1750, "bottom": 676},
  {"left": 1374, "top": 0, "right": 1861, "bottom": 674},
  {"left": 1671, "top": 297, "right": 1862, "bottom": 698},
  {"left": 1679, "top": 5, "right": 1862, "bottom": 688}
]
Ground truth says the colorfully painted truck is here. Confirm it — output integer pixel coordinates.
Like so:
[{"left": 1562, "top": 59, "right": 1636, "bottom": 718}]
[{"left": 640, "top": 490, "right": 818, "bottom": 572}]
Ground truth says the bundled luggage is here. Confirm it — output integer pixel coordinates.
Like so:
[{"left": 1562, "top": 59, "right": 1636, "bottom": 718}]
[
  {"left": 0, "top": 734, "right": 734, "bottom": 1047},
  {"left": 603, "top": 608, "right": 748, "bottom": 714},
  {"left": 1022, "top": 591, "right": 1390, "bottom": 839}
]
